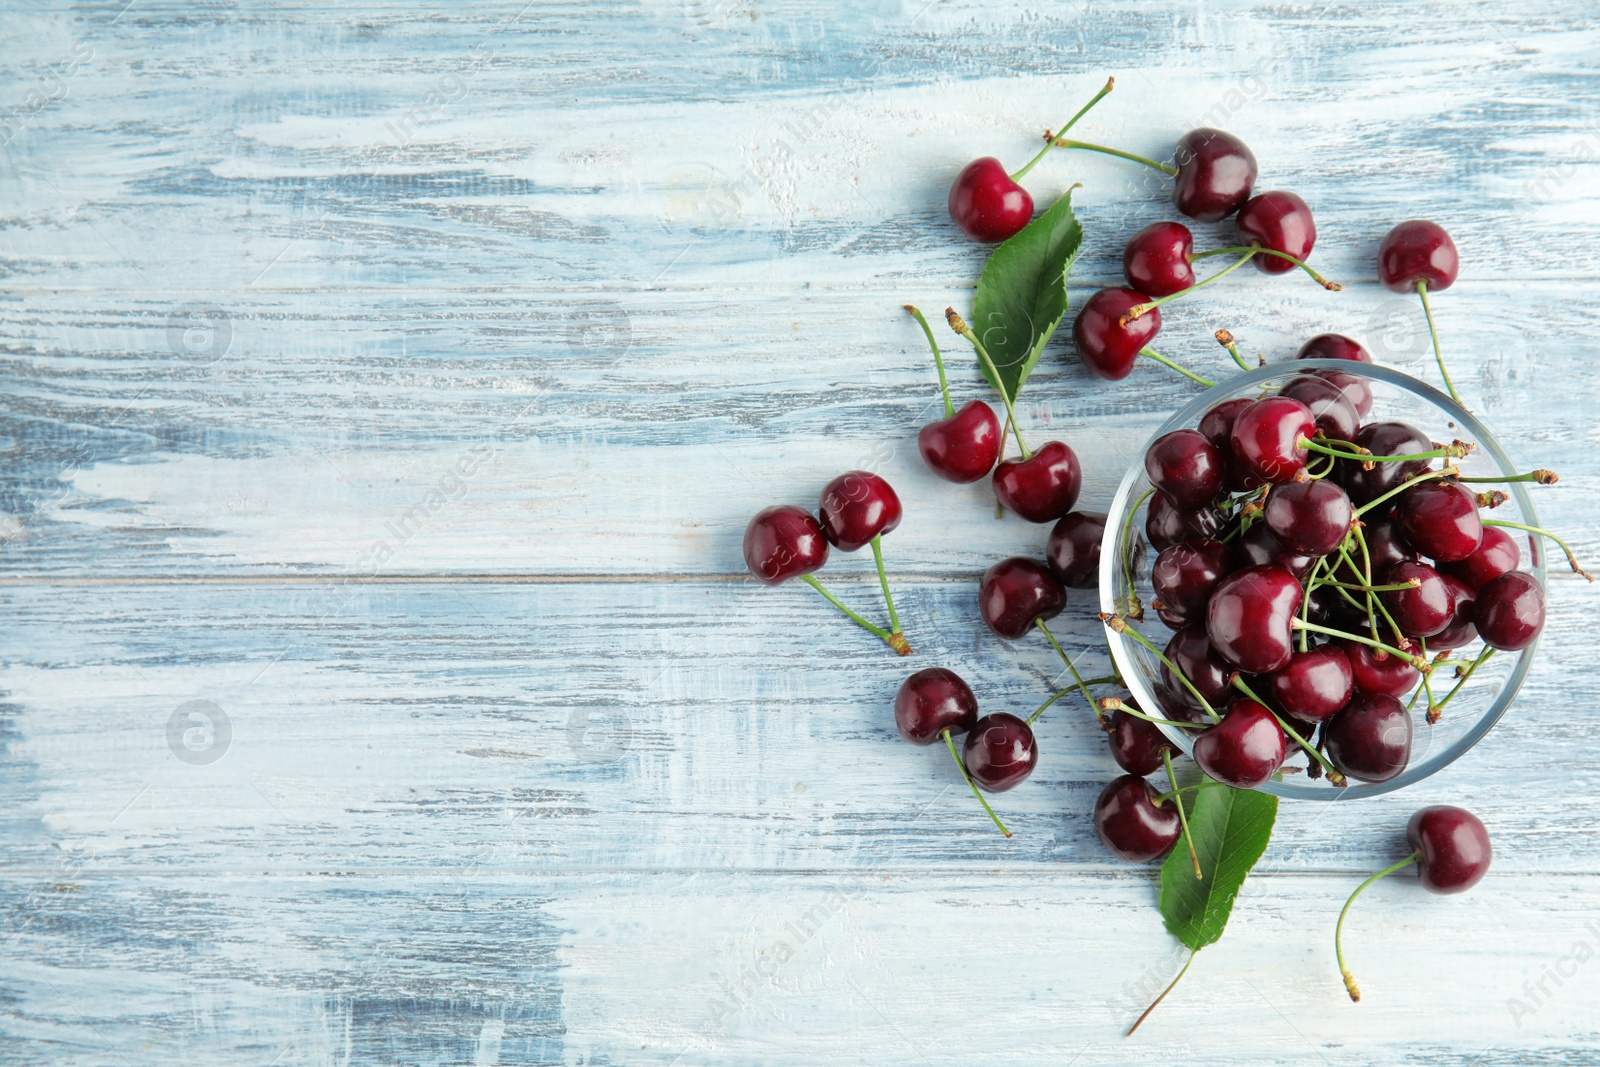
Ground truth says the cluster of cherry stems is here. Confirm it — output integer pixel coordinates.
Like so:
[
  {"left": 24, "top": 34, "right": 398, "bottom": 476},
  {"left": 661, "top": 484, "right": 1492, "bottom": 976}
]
[{"left": 741, "top": 78, "right": 1586, "bottom": 1010}]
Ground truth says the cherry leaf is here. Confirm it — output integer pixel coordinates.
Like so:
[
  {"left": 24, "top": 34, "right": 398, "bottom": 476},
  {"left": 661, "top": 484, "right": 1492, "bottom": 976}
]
[{"left": 1159, "top": 784, "right": 1277, "bottom": 951}]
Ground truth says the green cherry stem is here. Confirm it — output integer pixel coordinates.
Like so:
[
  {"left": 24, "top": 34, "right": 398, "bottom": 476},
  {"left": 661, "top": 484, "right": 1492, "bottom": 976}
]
[
  {"left": 1214, "top": 328, "right": 1252, "bottom": 371},
  {"left": 1454, "top": 469, "right": 1559, "bottom": 485},
  {"left": 1098, "top": 696, "right": 1206, "bottom": 730},
  {"left": 1139, "top": 346, "right": 1216, "bottom": 387},
  {"left": 946, "top": 308, "right": 1030, "bottom": 459},
  {"left": 1100, "top": 614, "right": 1221, "bottom": 723},
  {"left": 1291, "top": 618, "right": 1425, "bottom": 670},
  {"left": 905, "top": 304, "right": 953, "bottom": 419},
  {"left": 1189, "top": 244, "right": 1343, "bottom": 290},
  {"left": 1052, "top": 137, "right": 1179, "bottom": 177},
  {"left": 1030, "top": 676, "right": 1141, "bottom": 726},
  {"left": 1352, "top": 465, "right": 1461, "bottom": 517},
  {"left": 1231, "top": 676, "right": 1341, "bottom": 779},
  {"left": 1427, "top": 647, "right": 1495, "bottom": 723},
  {"left": 1415, "top": 279, "right": 1462, "bottom": 407},
  {"left": 1482, "top": 519, "right": 1594, "bottom": 581},
  {"left": 1163, "top": 749, "right": 1203, "bottom": 881},
  {"left": 1122, "top": 250, "right": 1256, "bottom": 323},
  {"left": 1298, "top": 437, "right": 1467, "bottom": 465},
  {"left": 943, "top": 728, "right": 1011, "bottom": 838},
  {"left": 1035, "top": 619, "right": 1100, "bottom": 718},
  {"left": 1010, "top": 75, "right": 1116, "bottom": 182},
  {"left": 1120, "top": 488, "right": 1155, "bottom": 619},
  {"left": 868, "top": 534, "right": 906, "bottom": 649},
  {"left": 799, "top": 574, "right": 910, "bottom": 655},
  {"left": 1336, "top": 851, "right": 1423, "bottom": 1002},
  {"left": 1127, "top": 948, "right": 1199, "bottom": 1036}
]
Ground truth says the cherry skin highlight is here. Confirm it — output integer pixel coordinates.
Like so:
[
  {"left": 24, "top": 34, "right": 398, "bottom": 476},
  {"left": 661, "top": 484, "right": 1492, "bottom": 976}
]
[
  {"left": 1172, "top": 128, "right": 1258, "bottom": 222},
  {"left": 1146, "top": 428, "right": 1225, "bottom": 511},
  {"left": 978, "top": 556, "right": 1066, "bottom": 639},
  {"left": 1094, "top": 775, "right": 1182, "bottom": 863},
  {"left": 1206, "top": 564, "right": 1305, "bottom": 674},
  {"left": 948, "top": 157, "right": 1033, "bottom": 242},
  {"left": 1324, "top": 692, "right": 1413, "bottom": 783},
  {"left": 1230, "top": 396, "right": 1314, "bottom": 484},
  {"left": 818, "top": 470, "right": 902, "bottom": 552},
  {"left": 1277, "top": 374, "right": 1360, "bottom": 441},
  {"left": 743, "top": 505, "right": 830, "bottom": 585},
  {"left": 962, "top": 712, "right": 1038, "bottom": 792},
  {"left": 1378, "top": 220, "right": 1460, "bottom": 293},
  {"left": 1236, "top": 190, "right": 1317, "bottom": 274},
  {"left": 1263, "top": 478, "right": 1354, "bottom": 556},
  {"left": 1473, "top": 570, "right": 1545, "bottom": 651},
  {"left": 993, "top": 440, "right": 1082, "bottom": 523},
  {"left": 1123, "top": 221, "right": 1195, "bottom": 297},
  {"left": 1045, "top": 511, "right": 1107, "bottom": 588},
  {"left": 1407, "top": 805, "right": 1492, "bottom": 893},
  {"left": 1073, "top": 287, "right": 1162, "bottom": 381},
  {"left": 1192, "top": 698, "right": 1286, "bottom": 789},
  {"left": 894, "top": 668, "right": 980, "bottom": 745},
  {"left": 919, "top": 399, "right": 1002, "bottom": 484}
]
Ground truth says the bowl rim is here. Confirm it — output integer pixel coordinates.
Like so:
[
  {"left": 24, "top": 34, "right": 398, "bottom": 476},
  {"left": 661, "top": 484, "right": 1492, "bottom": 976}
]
[{"left": 1097, "top": 359, "right": 1546, "bottom": 801}]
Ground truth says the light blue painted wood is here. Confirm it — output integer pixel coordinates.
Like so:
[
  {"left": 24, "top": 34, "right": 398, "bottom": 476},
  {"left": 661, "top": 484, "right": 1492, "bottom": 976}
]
[{"left": 2, "top": 2, "right": 1599, "bottom": 1064}]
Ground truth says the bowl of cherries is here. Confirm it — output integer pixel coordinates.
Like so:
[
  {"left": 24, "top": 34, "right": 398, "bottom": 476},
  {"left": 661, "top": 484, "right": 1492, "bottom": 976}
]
[{"left": 1099, "top": 355, "right": 1569, "bottom": 799}]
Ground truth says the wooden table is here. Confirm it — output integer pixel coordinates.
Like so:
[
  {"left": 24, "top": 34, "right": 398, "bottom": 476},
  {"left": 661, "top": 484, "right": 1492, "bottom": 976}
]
[{"left": 3, "top": 3, "right": 1598, "bottom": 1063}]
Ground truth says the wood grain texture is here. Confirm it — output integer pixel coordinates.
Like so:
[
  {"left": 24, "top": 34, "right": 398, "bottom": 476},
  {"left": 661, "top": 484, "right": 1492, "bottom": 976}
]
[{"left": 3, "top": 1, "right": 1599, "bottom": 1064}]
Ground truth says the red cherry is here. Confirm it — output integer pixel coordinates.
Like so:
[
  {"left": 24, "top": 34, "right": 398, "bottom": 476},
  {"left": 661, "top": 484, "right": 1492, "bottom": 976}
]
[
  {"left": 993, "top": 440, "right": 1082, "bottom": 523},
  {"left": 818, "top": 471, "right": 902, "bottom": 552},
  {"left": 1094, "top": 775, "right": 1181, "bottom": 863},
  {"left": 1439, "top": 524, "right": 1520, "bottom": 592},
  {"left": 1397, "top": 481, "right": 1482, "bottom": 563},
  {"left": 1296, "top": 334, "right": 1374, "bottom": 417},
  {"left": 919, "top": 399, "right": 1002, "bottom": 483},
  {"left": 743, "top": 505, "right": 829, "bottom": 586},
  {"left": 1268, "top": 643, "right": 1353, "bottom": 723},
  {"left": 1407, "top": 806, "right": 1491, "bottom": 893},
  {"left": 1236, "top": 523, "right": 1316, "bottom": 581},
  {"left": 1262, "top": 478, "right": 1354, "bottom": 556},
  {"left": 1276, "top": 374, "right": 1359, "bottom": 441},
  {"left": 1073, "top": 287, "right": 1161, "bottom": 381},
  {"left": 962, "top": 712, "right": 1038, "bottom": 792},
  {"left": 948, "top": 157, "right": 1033, "bottom": 242},
  {"left": 1378, "top": 560, "right": 1453, "bottom": 638},
  {"left": 1162, "top": 624, "right": 1237, "bottom": 718},
  {"left": 1198, "top": 397, "right": 1253, "bottom": 452},
  {"left": 1206, "top": 564, "right": 1304, "bottom": 674},
  {"left": 1106, "top": 702, "right": 1177, "bottom": 776},
  {"left": 1473, "top": 570, "right": 1544, "bottom": 651},
  {"left": 1145, "top": 429, "right": 1224, "bottom": 512},
  {"left": 1172, "top": 128, "right": 1258, "bottom": 222},
  {"left": 1335, "top": 422, "right": 1434, "bottom": 505},
  {"left": 1045, "top": 511, "right": 1107, "bottom": 588},
  {"left": 1340, "top": 640, "right": 1419, "bottom": 699},
  {"left": 1378, "top": 220, "right": 1459, "bottom": 293},
  {"left": 1428, "top": 574, "right": 1478, "bottom": 651},
  {"left": 1123, "top": 221, "right": 1195, "bottom": 297},
  {"left": 978, "top": 557, "right": 1066, "bottom": 639},
  {"left": 1236, "top": 190, "right": 1317, "bottom": 274},
  {"left": 1145, "top": 492, "right": 1221, "bottom": 552},
  {"left": 895, "top": 668, "right": 980, "bottom": 745},
  {"left": 1191, "top": 698, "right": 1286, "bottom": 789},
  {"left": 1151, "top": 539, "right": 1233, "bottom": 624},
  {"left": 1324, "top": 692, "right": 1412, "bottom": 783},
  {"left": 1230, "top": 396, "right": 1314, "bottom": 484}
]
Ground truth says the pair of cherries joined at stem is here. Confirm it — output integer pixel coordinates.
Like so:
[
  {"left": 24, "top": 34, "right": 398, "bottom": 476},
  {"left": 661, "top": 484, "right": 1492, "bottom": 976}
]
[{"left": 743, "top": 470, "right": 912, "bottom": 655}]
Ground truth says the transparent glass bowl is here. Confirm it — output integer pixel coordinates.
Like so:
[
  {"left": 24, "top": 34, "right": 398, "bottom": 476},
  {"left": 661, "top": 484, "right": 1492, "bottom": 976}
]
[{"left": 1098, "top": 360, "right": 1546, "bottom": 800}]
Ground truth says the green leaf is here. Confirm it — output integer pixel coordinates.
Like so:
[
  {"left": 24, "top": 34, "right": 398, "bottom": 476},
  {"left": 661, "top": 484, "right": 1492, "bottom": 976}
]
[
  {"left": 1159, "top": 785, "right": 1277, "bottom": 951},
  {"left": 969, "top": 190, "right": 1082, "bottom": 403}
]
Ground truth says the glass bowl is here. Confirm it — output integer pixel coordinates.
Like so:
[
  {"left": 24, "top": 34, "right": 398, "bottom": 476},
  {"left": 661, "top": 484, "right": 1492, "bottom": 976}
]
[{"left": 1098, "top": 360, "right": 1547, "bottom": 800}]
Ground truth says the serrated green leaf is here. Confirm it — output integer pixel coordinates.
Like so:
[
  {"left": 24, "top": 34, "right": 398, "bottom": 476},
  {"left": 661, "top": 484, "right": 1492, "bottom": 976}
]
[
  {"left": 1159, "top": 785, "right": 1277, "bottom": 951},
  {"left": 969, "top": 190, "right": 1082, "bottom": 403}
]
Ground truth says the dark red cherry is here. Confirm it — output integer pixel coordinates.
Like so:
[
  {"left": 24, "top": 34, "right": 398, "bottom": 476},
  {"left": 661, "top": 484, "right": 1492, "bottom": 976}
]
[
  {"left": 1236, "top": 190, "right": 1316, "bottom": 274},
  {"left": 962, "top": 712, "right": 1038, "bottom": 792},
  {"left": 948, "top": 157, "right": 1033, "bottom": 242},
  {"left": 1198, "top": 397, "right": 1254, "bottom": 452},
  {"left": 919, "top": 399, "right": 1002, "bottom": 483},
  {"left": 1206, "top": 564, "right": 1304, "bottom": 674},
  {"left": 1230, "top": 396, "right": 1314, "bottom": 484},
  {"left": 1106, "top": 701, "right": 1177, "bottom": 776},
  {"left": 894, "top": 668, "right": 980, "bottom": 745},
  {"left": 1397, "top": 481, "right": 1482, "bottom": 563},
  {"left": 1340, "top": 641, "right": 1420, "bottom": 699},
  {"left": 1473, "top": 570, "right": 1544, "bottom": 651},
  {"left": 1296, "top": 334, "right": 1374, "bottom": 417},
  {"left": 743, "top": 505, "right": 829, "bottom": 585},
  {"left": 818, "top": 470, "right": 902, "bottom": 552},
  {"left": 1269, "top": 643, "right": 1353, "bottom": 723},
  {"left": 1363, "top": 513, "right": 1421, "bottom": 574},
  {"left": 1378, "top": 220, "right": 1459, "bottom": 293},
  {"left": 1073, "top": 287, "right": 1161, "bottom": 381},
  {"left": 1162, "top": 624, "right": 1238, "bottom": 714},
  {"left": 1152, "top": 679, "right": 1209, "bottom": 725},
  {"left": 1307, "top": 584, "right": 1365, "bottom": 630},
  {"left": 1276, "top": 374, "right": 1359, "bottom": 441},
  {"left": 1145, "top": 492, "right": 1221, "bottom": 552},
  {"left": 1323, "top": 692, "right": 1412, "bottom": 783},
  {"left": 1263, "top": 479, "right": 1354, "bottom": 556},
  {"left": 1378, "top": 560, "right": 1453, "bottom": 638},
  {"left": 1094, "top": 775, "right": 1181, "bottom": 863},
  {"left": 978, "top": 556, "right": 1066, "bottom": 639},
  {"left": 1428, "top": 574, "right": 1478, "bottom": 650},
  {"left": 1336, "top": 422, "right": 1433, "bottom": 505},
  {"left": 1192, "top": 698, "right": 1286, "bottom": 789},
  {"left": 993, "top": 440, "right": 1082, "bottom": 523},
  {"left": 1123, "top": 221, "right": 1195, "bottom": 297},
  {"left": 1172, "top": 128, "right": 1258, "bottom": 222},
  {"left": 1440, "top": 524, "right": 1520, "bottom": 592},
  {"left": 1152, "top": 539, "right": 1233, "bottom": 623},
  {"left": 1146, "top": 429, "right": 1224, "bottom": 511},
  {"left": 1407, "top": 806, "right": 1491, "bottom": 893},
  {"left": 1045, "top": 510, "right": 1107, "bottom": 588},
  {"left": 1235, "top": 523, "right": 1316, "bottom": 581}
]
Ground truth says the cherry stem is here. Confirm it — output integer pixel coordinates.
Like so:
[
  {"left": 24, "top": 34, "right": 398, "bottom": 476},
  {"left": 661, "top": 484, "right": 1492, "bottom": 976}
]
[
  {"left": 1455, "top": 469, "right": 1558, "bottom": 485},
  {"left": 1298, "top": 554, "right": 1328, "bottom": 652},
  {"left": 1231, "top": 676, "right": 1340, "bottom": 780},
  {"left": 799, "top": 574, "right": 908, "bottom": 655},
  {"left": 1163, "top": 749, "right": 1203, "bottom": 881},
  {"left": 1299, "top": 437, "right": 1466, "bottom": 464},
  {"left": 1035, "top": 619, "right": 1100, "bottom": 718},
  {"left": 1321, "top": 578, "right": 1421, "bottom": 593},
  {"left": 1010, "top": 75, "right": 1115, "bottom": 182},
  {"left": 1214, "top": 328, "right": 1251, "bottom": 371},
  {"left": 1119, "top": 488, "right": 1155, "bottom": 619},
  {"left": 1098, "top": 696, "right": 1205, "bottom": 730},
  {"left": 1415, "top": 279, "right": 1463, "bottom": 407},
  {"left": 1153, "top": 781, "right": 1210, "bottom": 805},
  {"left": 1123, "top": 250, "right": 1260, "bottom": 325},
  {"left": 1139, "top": 346, "right": 1215, "bottom": 387},
  {"left": 1482, "top": 519, "right": 1594, "bottom": 582},
  {"left": 946, "top": 308, "right": 1031, "bottom": 459},
  {"left": 1100, "top": 614, "right": 1221, "bottom": 723},
  {"left": 943, "top": 728, "right": 1011, "bottom": 838},
  {"left": 1352, "top": 464, "right": 1461, "bottom": 517},
  {"left": 1291, "top": 618, "right": 1425, "bottom": 669},
  {"left": 1189, "top": 244, "right": 1343, "bottom": 290},
  {"left": 1429, "top": 647, "right": 1495, "bottom": 722},
  {"left": 869, "top": 535, "right": 906, "bottom": 646},
  {"left": 1336, "top": 850, "right": 1422, "bottom": 1003},
  {"left": 1127, "top": 947, "right": 1198, "bottom": 1035},
  {"left": 1051, "top": 137, "right": 1179, "bottom": 177},
  {"left": 905, "top": 304, "right": 954, "bottom": 419},
  {"left": 1026, "top": 687, "right": 1072, "bottom": 725}
]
